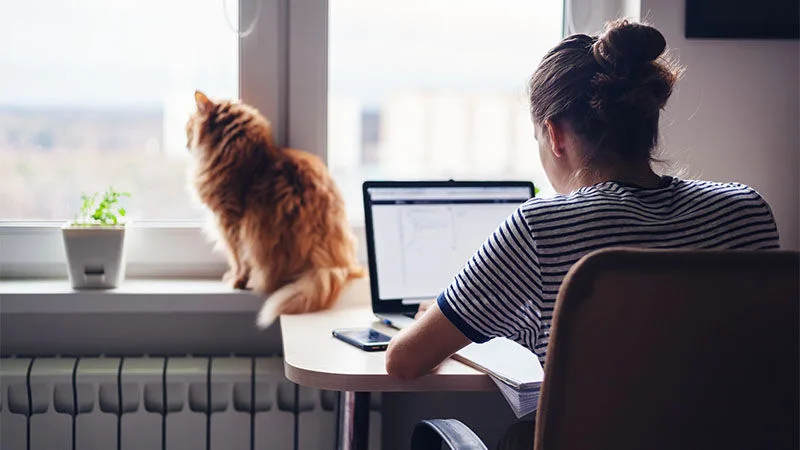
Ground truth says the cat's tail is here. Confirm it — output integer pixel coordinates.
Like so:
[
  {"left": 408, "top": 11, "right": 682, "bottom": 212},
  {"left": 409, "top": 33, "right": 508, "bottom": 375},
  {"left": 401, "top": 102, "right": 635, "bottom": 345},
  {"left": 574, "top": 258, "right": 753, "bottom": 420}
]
[{"left": 255, "top": 266, "right": 361, "bottom": 329}]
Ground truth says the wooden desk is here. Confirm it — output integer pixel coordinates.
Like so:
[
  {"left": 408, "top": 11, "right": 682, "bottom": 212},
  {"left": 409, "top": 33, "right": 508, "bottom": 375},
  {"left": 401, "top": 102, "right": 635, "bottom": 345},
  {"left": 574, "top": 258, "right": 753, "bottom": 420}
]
[{"left": 281, "top": 278, "right": 496, "bottom": 450}]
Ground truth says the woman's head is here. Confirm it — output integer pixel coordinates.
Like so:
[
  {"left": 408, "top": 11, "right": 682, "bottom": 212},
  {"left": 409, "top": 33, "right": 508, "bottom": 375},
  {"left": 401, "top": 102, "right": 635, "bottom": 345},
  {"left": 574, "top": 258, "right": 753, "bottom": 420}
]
[{"left": 529, "top": 20, "right": 681, "bottom": 193}]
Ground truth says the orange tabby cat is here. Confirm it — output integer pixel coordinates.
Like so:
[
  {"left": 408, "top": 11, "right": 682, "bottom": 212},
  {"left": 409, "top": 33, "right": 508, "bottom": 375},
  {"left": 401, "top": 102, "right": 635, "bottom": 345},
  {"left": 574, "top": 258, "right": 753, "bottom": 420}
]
[{"left": 186, "top": 91, "right": 364, "bottom": 328}]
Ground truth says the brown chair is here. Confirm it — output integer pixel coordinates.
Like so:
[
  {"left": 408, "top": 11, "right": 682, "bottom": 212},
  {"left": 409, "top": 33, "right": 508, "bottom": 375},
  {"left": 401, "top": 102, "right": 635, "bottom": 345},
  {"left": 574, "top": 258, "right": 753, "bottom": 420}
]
[{"left": 411, "top": 249, "right": 800, "bottom": 450}]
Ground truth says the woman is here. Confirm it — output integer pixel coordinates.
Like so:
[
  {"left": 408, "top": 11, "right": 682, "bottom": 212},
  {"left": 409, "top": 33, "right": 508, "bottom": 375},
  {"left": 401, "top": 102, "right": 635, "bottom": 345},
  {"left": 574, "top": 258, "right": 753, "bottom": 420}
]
[{"left": 385, "top": 20, "right": 780, "bottom": 382}]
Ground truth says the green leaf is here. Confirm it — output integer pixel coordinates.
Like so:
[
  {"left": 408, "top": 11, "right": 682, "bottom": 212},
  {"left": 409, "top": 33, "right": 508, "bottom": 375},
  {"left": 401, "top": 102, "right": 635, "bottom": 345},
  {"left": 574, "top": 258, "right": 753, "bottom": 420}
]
[{"left": 73, "top": 186, "right": 131, "bottom": 226}]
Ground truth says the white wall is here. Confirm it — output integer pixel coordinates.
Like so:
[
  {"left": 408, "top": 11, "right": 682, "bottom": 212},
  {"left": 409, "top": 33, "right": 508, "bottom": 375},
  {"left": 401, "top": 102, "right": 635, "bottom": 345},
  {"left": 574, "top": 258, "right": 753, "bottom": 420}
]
[{"left": 643, "top": 0, "right": 800, "bottom": 249}]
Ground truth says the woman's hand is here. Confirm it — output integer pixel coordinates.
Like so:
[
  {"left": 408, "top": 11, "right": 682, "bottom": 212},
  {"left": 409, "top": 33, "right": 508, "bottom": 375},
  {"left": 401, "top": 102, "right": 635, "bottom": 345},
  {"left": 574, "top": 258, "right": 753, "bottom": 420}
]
[{"left": 415, "top": 299, "right": 435, "bottom": 319}]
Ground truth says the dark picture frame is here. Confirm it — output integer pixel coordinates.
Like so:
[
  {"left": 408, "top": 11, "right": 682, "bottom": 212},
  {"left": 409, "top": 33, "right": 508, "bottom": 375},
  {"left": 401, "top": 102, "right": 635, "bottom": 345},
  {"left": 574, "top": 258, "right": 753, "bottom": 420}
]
[{"left": 685, "top": 0, "right": 799, "bottom": 39}]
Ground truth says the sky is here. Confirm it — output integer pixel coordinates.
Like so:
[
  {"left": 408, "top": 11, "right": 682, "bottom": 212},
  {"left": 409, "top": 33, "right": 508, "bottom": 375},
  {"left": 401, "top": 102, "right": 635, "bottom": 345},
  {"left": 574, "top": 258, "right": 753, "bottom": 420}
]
[
  {"left": 330, "top": 0, "right": 563, "bottom": 105},
  {"left": 0, "top": 0, "right": 239, "bottom": 107},
  {"left": 0, "top": 0, "right": 563, "bottom": 108}
]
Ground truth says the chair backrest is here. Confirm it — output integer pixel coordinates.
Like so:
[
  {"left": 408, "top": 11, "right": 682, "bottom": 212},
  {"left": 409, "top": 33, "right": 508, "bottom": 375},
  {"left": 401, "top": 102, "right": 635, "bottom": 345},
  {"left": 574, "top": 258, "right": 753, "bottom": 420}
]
[{"left": 534, "top": 249, "right": 799, "bottom": 450}]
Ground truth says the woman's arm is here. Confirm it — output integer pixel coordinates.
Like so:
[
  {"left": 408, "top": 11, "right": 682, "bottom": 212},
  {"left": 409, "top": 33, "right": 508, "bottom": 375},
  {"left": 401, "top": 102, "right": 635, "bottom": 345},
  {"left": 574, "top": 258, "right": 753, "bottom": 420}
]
[
  {"left": 386, "top": 206, "right": 542, "bottom": 380},
  {"left": 385, "top": 301, "right": 471, "bottom": 380}
]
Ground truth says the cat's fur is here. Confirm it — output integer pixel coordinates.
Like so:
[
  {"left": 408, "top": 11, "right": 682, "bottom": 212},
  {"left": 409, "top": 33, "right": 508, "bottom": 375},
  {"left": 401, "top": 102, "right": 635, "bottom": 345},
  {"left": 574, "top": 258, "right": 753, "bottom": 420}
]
[{"left": 186, "top": 91, "right": 364, "bottom": 328}]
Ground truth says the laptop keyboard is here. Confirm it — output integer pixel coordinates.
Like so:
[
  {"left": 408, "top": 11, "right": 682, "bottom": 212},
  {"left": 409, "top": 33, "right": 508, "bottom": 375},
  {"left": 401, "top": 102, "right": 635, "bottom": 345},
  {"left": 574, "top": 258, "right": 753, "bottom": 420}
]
[{"left": 402, "top": 312, "right": 416, "bottom": 319}]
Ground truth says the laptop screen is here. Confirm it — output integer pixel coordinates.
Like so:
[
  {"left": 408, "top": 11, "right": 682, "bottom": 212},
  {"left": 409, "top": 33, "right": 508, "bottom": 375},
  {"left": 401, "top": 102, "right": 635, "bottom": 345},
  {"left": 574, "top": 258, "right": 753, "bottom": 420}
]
[{"left": 363, "top": 181, "right": 534, "bottom": 310}]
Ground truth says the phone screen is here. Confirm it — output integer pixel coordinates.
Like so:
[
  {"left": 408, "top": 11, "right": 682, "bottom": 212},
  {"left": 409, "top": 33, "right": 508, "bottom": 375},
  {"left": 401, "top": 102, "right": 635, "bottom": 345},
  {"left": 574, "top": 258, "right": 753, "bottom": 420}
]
[
  {"left": 344, "top": 329, "right": 391, "bottom": 343},
  {"left": 332, "top": 328, "right": 392, "bottom": 351}
]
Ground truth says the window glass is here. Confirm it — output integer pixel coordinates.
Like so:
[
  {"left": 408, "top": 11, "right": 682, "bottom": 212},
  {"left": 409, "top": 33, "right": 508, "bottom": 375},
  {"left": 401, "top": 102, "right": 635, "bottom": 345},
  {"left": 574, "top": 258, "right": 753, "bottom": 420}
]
[
  {"left": 329, "top": 0, "right": 563, "bottom": 221},
  {"left": 0, "top": 0, "right": 238, "bottom": 220}
]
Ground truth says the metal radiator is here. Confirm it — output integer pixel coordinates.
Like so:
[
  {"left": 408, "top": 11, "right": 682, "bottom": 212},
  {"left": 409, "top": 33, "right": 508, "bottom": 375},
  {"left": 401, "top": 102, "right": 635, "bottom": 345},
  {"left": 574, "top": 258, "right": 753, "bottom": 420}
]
[{"left": 0, "top": 356, "right": 381, "bottom": 450}]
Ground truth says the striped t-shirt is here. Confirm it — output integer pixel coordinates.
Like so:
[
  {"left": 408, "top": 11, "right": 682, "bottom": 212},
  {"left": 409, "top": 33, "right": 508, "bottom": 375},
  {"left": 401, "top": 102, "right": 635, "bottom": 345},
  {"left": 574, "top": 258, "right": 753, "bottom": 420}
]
[{"left": 437, "top": 177, "right": 780, "bottom": 364}]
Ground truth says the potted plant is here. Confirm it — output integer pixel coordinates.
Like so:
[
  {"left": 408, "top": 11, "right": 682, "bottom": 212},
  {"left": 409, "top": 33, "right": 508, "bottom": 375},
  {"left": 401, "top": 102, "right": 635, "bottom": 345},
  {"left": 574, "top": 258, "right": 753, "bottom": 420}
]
[{"left": 62, "top": 188, "right": 131, "bottom": 289}]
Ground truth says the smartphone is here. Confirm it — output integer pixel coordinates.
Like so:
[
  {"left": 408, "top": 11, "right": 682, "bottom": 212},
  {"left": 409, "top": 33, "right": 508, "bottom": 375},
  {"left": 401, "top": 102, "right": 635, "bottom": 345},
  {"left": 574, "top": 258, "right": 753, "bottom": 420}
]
[{"left": 332, "top": 327, "right": 392, "bottom": 352}]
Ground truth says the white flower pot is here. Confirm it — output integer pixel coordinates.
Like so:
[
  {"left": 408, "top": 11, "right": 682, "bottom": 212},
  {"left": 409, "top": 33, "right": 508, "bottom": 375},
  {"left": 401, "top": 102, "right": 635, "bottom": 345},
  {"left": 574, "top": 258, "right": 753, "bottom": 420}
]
[{"left": 62, "top": 223, "right": 129, "bottom": 289}]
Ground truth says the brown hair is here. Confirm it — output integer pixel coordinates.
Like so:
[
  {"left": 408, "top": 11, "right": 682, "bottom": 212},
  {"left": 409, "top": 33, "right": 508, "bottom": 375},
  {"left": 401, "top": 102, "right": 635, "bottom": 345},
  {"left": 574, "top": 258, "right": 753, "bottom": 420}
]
[{"left": 529, "top": 20, "right": 681, "bottom": 165}]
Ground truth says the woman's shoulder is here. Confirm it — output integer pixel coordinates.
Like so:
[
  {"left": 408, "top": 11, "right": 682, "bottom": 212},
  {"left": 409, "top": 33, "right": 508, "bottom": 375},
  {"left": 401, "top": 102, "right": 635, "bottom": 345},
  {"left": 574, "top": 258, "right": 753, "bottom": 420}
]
[
  {"left": 519, "top": 180, "right": 643, "bottom": 215},
  {"left": 516, "top": 187, "right": 617, "bottom": 230},
  {"left": 519, "top": 177, "right": 772, "bottom": 219},
  {"left": 675, "top": 178, "right": 770, "bottom": 202}
]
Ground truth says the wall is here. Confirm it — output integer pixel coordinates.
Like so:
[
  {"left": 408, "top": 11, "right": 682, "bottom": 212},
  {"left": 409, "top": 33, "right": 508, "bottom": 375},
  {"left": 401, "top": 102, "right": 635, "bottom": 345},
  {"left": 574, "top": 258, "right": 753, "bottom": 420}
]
[{"left": 643, "top": 0, "right": 800, "bottom": 249}]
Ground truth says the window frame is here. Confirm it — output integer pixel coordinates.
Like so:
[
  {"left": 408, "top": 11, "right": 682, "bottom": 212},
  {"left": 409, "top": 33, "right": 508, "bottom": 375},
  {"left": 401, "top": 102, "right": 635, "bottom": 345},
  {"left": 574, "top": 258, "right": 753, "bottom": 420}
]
[{"left": 0, "top": 0, "right": 318, "bottom": 279}]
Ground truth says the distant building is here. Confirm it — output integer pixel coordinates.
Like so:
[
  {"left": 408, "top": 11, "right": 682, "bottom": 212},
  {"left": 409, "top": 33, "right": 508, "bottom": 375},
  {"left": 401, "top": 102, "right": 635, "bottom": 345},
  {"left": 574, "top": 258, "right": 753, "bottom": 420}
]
[
  {"left": 376, "top": 90, "right": 551, "bottom": 193},
  {"left": 328, "top": 96, "right": 362, "bottom": 172},
  {"left": 361, "top": 109, "right": 380, "bottom": 166}
]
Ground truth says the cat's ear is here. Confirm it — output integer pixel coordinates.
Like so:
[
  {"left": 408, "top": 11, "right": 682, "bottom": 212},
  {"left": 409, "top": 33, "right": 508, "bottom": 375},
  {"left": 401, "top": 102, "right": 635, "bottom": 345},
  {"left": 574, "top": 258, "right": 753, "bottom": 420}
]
[{"left": 195, "top": 90, "right": 213, "bottom": 113}]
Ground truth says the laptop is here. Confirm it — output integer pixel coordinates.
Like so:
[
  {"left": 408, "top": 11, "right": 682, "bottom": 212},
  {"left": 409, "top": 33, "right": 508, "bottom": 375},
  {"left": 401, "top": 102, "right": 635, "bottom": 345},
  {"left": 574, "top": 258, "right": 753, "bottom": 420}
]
[
  {"left": 363, "top": 180, "right": 535, "bottom": 326},
  {"left": 362, "top": 180, "right": 542, "bottom": 389}
]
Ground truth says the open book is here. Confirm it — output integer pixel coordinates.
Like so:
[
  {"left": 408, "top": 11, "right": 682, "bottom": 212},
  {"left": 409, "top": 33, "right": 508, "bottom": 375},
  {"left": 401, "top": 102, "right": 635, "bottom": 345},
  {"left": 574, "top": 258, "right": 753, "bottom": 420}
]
[{"left": 452, "top": 338, "right": 543, "bottom": 418}]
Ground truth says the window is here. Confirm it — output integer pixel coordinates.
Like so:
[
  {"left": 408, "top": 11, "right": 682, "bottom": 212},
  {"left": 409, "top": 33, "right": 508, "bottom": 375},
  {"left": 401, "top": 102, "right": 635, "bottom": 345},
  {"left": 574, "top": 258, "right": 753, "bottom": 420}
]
[
  {"left": 328, "top": 0, "right": 563, "bottom": 220},
  {"left": 1, "top": 0, "right": 563, "bottom": 277},
  {"left": 0, "top": 0, "right": 239, "bottom": 221},
  {"left": 0, "top": 0, "right": 281, "bottom": 278}
]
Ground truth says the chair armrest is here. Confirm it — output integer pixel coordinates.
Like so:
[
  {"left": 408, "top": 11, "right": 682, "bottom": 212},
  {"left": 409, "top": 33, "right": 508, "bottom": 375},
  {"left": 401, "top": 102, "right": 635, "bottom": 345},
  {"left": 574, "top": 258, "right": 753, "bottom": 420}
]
[{"left": 411, "top": 419, "right": 488, "bottom": 450}]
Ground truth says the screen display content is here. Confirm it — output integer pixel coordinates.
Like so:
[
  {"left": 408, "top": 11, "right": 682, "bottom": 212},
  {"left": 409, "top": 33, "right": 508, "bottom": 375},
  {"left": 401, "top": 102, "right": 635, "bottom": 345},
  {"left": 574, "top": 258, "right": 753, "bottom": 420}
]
[{"left": 366, "top": 186, "right": 531, "bottom": 302}]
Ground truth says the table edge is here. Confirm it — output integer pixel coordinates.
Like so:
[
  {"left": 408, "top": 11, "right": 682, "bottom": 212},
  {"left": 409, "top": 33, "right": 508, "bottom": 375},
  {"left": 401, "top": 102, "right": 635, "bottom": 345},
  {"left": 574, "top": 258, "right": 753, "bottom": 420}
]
[{"left": 284, "top": 358, "right": 499, "bottom": 393}]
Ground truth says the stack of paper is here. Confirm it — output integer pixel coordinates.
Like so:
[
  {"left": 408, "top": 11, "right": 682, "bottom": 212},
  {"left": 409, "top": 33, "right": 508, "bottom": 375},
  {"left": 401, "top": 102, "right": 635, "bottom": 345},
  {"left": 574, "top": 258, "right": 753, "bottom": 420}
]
[
  {"left": 490, "top": 375, "right": 541, "bottom": 418},
  {"left": 452, "top": 337, "right": 543, "bottom": 418}
]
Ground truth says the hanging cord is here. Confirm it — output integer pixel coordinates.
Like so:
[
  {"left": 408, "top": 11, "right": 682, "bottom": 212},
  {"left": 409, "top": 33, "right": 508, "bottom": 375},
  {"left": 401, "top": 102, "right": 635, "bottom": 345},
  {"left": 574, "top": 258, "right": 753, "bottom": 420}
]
[{"left": 224, "top": 0, "right": 262, "bottom": 38}]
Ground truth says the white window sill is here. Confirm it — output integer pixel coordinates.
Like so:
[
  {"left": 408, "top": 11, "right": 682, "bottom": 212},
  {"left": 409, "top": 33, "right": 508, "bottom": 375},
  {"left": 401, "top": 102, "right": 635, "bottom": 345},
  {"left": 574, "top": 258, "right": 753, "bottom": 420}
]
[
  {"left": 0, "top": 223, "right": 367, "bottom": 279},
  {"left": 0, "top": 279, "right": 264, "bottom": 314}
]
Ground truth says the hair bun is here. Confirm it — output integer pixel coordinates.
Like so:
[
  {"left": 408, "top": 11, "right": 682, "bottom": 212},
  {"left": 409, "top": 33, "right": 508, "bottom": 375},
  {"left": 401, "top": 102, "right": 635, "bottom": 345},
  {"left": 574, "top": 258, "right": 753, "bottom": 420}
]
[{"left": 592, "top": 20, "right": 667, "bottom": 70}]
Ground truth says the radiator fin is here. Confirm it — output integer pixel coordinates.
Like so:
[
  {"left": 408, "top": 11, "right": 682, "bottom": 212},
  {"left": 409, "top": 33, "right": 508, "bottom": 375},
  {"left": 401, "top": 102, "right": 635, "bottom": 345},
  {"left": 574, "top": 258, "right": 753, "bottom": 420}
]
[
  {"left": 31, "top": 357, "right": 74, "bottom": 450},
  {"left": 1, "top": 358, "right": 32, "bottom": 450}
]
